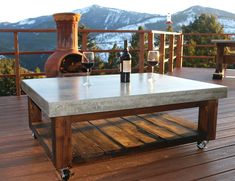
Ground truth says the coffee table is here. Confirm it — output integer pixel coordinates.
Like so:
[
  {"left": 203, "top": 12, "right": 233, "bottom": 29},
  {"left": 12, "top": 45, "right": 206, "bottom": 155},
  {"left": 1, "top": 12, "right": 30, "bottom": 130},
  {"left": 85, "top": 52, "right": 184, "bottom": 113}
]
[{"left": 21, "top": 73, "right": 227, "bottom": 180}]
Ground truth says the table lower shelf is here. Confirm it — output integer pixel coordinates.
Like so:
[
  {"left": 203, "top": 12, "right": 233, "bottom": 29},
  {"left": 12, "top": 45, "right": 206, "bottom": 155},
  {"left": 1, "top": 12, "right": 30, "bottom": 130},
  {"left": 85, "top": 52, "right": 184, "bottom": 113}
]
[{"left": 32, "top": 113, "right": 201, "bottom": 163}]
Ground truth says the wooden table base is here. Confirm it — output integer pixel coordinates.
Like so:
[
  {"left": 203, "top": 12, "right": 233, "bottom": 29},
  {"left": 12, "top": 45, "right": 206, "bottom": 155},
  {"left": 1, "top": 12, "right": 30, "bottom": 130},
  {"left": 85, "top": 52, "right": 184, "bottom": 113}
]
[
  {"left": 27, "top": 97, "right": 218, "bottom": 169},
  {"left": 32, "top": 113, "right": 201, "bottom": 163}
]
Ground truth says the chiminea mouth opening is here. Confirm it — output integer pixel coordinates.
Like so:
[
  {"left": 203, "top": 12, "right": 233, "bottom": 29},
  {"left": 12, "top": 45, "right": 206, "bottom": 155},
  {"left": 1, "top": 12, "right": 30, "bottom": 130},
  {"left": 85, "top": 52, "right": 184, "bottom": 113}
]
[{"left": 60, "top": 53, "right": 84, "bottom": 73}]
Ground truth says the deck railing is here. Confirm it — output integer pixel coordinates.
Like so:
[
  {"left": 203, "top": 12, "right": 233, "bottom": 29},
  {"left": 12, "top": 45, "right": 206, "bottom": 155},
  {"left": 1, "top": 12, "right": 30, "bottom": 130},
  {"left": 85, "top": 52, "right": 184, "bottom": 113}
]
[
  {"left": 0, "top": 29, "right": 183, "bottom": 96},
  {"left": 182, "top": 33, "right": 235, "bottom": 61},
  {"left": 2, "top": 30, "right": 235, "bottom": 96}
]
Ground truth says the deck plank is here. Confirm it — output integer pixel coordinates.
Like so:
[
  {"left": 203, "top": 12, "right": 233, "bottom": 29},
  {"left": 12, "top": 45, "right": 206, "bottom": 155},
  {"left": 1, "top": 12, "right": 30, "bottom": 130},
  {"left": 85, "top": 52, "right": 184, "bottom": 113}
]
[
  {"left": 90, "top": 119, "right": 143, "bottom": 148},
  {"left": 139, "top": 114, "right": 196, "bottom": 135},
  {"left": 71, "top": 124, "right": 105, "bottom": 160},
  {"left": 106, "top": 117, "right": 156, "bottom": 143},
  {"left": 73, "top": 121, "right": 121, "bottom": 153},
  {"left": 123, "top": 115, "right": 180, "bottom": 140}
]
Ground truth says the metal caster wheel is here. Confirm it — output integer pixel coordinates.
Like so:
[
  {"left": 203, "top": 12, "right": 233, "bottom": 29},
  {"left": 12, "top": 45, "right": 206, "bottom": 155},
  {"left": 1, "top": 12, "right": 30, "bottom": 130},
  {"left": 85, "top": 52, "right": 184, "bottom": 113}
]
[
  {"left": 61, "top": 168, "right": 72, "bottom": 181},
  {"left": 197, "top": 140, "right": 208, "bottom": 149},
  {"left": 32, "top": 132, "right": 37, "bottom": 139}
]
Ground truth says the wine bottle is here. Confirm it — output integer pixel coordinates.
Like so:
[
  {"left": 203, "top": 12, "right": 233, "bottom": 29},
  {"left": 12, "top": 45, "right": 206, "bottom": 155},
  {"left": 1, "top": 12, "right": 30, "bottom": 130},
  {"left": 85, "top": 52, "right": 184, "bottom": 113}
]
[{"left": 120, "top": 40, "right": 132, "bottom": 83}]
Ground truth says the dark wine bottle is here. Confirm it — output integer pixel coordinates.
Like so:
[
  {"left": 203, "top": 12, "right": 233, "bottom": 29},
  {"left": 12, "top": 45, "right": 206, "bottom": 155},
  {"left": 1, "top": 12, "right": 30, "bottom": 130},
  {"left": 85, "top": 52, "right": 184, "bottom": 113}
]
[{"left": 120, "top": 40, "right": 132, "bottom": 83}]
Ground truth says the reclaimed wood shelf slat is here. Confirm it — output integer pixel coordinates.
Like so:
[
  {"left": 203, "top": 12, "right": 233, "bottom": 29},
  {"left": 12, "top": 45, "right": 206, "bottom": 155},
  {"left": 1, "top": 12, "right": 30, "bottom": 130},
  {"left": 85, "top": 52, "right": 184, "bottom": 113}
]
[{"left": 32, "top": 113, "right": 199, "bottom": 163}]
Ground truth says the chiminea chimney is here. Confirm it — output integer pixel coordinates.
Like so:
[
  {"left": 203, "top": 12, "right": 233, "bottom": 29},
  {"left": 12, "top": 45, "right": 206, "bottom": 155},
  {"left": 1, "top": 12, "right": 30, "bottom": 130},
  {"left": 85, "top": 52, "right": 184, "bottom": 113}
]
[{"left": 45, "top": 13, "right": 83, "bottom": 77}]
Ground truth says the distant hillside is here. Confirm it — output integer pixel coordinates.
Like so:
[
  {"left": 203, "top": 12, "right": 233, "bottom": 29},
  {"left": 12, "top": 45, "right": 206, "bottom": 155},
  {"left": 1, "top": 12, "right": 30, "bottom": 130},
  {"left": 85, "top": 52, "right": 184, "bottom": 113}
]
[{"left": 0, "top": 5, "right": 235, "bottom": 71}]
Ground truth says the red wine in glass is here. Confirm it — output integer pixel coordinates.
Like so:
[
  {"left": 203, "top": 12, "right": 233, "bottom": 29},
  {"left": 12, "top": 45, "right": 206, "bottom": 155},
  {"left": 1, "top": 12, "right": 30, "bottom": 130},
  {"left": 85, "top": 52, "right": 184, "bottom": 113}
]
[
  {"left": 82, "top": 52, "right": 95, "bottom": 86},
  {"left": 147, "top": 50, "right": 160, "bottom": 79},
  {"left": 81, "top": 62, "right": 94, "bottom": 70},
  {"left": 147, "top": 61, "right": 158, "bottom": 67}
]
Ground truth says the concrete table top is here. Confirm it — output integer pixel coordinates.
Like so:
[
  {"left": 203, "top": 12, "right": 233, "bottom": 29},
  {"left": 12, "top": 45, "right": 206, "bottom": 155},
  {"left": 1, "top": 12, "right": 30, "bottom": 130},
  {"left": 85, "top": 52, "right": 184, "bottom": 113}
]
[{"left": 21, "top": 73, "right": 227, "bottom": 117}]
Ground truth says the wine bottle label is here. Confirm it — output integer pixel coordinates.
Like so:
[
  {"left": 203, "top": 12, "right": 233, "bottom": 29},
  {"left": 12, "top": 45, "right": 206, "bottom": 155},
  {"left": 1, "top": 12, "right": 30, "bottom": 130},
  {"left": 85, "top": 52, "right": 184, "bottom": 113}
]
[{"left": 122, "top": 60, "right": 131, "bottom": 72}]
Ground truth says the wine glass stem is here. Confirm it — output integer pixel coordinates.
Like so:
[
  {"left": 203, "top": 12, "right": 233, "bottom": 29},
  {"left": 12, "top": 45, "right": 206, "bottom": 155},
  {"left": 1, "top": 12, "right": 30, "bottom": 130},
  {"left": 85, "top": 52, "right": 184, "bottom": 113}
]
[
  {"left": 87, "top": 69, "right": 89, "bottom": 83},
  {"left": 151, "top": 66, "right": 154, "bottom": 78}
]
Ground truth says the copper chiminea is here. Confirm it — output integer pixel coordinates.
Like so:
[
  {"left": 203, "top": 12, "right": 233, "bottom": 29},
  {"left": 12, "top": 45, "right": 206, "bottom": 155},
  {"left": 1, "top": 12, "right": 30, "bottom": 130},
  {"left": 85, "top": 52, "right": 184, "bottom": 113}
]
[{"left": 45, "top": 13, "right": 83, "bottom": 77}]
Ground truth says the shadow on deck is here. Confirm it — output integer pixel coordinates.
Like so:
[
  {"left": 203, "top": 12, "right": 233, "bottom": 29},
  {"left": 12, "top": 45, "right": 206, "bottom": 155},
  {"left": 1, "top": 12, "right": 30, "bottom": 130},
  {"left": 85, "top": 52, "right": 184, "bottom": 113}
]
[{"left": 1, "top": 67, "right": 235, "bottom": 181}]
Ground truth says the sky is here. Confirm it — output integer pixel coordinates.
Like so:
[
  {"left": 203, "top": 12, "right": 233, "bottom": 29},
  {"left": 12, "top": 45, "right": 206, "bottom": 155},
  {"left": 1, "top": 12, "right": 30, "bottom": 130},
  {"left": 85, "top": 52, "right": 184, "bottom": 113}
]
[{"left": 1, "top": 0, "right": 235, "bottom": 23}]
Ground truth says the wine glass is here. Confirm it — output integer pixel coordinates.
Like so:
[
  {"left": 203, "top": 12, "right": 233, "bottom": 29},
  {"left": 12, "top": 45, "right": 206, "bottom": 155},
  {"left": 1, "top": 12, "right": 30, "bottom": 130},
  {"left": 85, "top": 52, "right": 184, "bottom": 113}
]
[
  {"left": 82, "top": 52, "right": 95, "bottom": 86},
  {"left": 147, "top": 50, "right": 160, "bottom": 79}
]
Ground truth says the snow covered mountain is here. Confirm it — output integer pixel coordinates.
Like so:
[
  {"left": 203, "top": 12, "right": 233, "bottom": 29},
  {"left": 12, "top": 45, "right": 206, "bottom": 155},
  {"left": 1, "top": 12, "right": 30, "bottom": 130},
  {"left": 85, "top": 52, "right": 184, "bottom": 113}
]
[
  {"left": 173, "top": 6, "right": 235, "bottom": 33},
  {"left": 1, "top": 5, "right": 234, "bottom": 32},
  {"left": 0, "top": 4, "right": 235, "bottom": 71}
]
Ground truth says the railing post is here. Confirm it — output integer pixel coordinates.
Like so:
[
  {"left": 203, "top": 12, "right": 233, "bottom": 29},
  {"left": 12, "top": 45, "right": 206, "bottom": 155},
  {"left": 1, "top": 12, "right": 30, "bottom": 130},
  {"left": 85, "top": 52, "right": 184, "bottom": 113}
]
[
  {"left": 138, "top": 32, "right": 145, "bottom": 73},
  {"left": 147, "top": 31, "right": 154, "bottom": 72},
  {"left": 176, "top": 34, "right": 184, "bottom": 68},
  {"left": 148, "top": 31, "right": 154, "bottom": 51},
  {"left": 159, "top": 34, "right": 166, "bottom": 74},
  {"left": 14, "top": 32, "right": 21, "bottom": 96},
  {"left": 81, "top": 31, "right": 88, "bottom": 51},
  {"left": 168, "top": 35, "right": 175, "bottom": 72}
]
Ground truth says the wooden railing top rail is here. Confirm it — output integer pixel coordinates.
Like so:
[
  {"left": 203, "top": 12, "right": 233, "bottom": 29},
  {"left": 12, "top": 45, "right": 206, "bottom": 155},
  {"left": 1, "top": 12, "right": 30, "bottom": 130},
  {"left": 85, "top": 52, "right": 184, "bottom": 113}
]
[
  {"left": 0, "top": 29, "right": 150, "bottom": 34},
  {"left": 78, "top": 29, "right": 149, "bottom": 33},
  {"left": 151, "top": 30, "right": 181, "bottom": 35},
  {"left": 0, "top": 51, "right": 54, "bottom": 55},
  {"left": 0, "top": 29, "right": 56, "bottom": 33}
]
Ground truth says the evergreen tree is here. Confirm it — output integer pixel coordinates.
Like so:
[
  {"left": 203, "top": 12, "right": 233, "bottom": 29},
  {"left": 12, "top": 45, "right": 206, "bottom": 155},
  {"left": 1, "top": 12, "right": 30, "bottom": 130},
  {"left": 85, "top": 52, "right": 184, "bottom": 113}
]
[
  {"left": 78, "top": 24, "right": 99, "bottom": 50},
  {"left": 166, "top": 24, "right": 173, "bottom": 32},
  {"left": 78, "top": 25, "right": 103, "bottom": 71},
  {"left": 130, "top": 26, "right": 148, "bottom": 69},
  {"left": 106, "top": 43, "right": 121, "bottom": 69},
  {"left": 0, "top": 58, "right": 38, "bottom": 96},
  {"left": 35, "top": 67, "right": 41, "bottom": 73},
  {"left": 182, "top": 14, "right": 226, "bottom": 67},
  {"left": 0, "top": 59, "right": 16, "bottom": 96}
]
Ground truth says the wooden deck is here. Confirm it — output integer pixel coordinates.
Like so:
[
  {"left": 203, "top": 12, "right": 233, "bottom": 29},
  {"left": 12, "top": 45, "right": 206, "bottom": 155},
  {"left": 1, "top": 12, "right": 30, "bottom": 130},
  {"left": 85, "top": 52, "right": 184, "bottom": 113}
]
[{"left": 1, "top": 67, "right": 235, "bottom": 181}]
